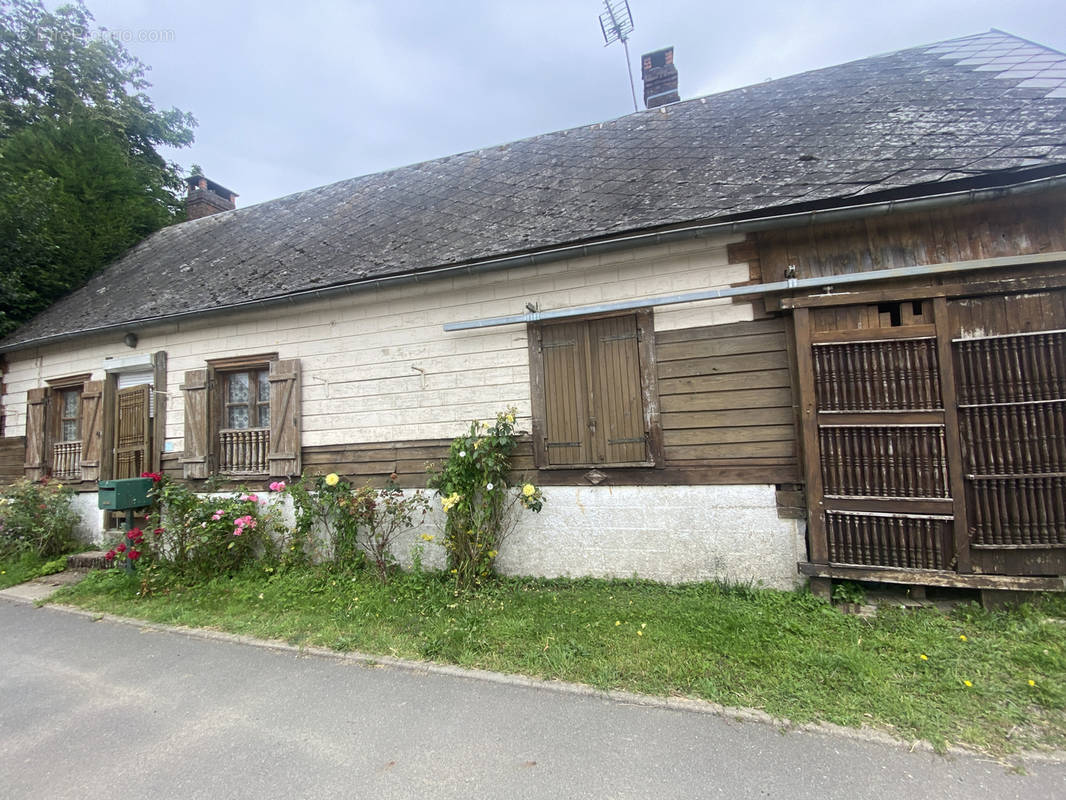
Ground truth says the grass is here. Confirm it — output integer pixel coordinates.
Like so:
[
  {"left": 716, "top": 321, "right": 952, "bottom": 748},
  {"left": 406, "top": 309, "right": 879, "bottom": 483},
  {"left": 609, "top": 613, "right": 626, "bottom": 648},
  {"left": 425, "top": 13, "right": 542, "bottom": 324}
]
[
  {"left": 0, "top": 552, "right": 70, "bottom": 589},
  {"left": 52, "top": 565, "right": 1066, "bottom": 756}
]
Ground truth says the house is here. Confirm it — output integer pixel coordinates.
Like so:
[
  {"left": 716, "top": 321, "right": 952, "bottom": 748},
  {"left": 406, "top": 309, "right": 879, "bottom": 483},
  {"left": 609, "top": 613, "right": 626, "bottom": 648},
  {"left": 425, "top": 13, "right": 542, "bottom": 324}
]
[{"left": 2, "top": 31, "right": 1065, "bottom": 594}]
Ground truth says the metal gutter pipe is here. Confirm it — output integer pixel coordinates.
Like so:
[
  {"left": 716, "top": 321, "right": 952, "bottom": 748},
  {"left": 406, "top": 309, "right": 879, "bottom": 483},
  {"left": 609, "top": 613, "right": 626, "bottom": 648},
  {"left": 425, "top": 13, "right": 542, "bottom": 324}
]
[
  {"left": 4, "top": 171, "right": 1066, "bottom": 354},
  {"left": 443, "top": 251, "right": 1066, "bottom": 331}
]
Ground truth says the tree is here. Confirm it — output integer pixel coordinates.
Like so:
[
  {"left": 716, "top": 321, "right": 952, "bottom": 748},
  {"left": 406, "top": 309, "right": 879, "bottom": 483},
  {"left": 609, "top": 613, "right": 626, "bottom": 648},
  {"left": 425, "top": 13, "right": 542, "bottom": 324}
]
[{"left": 0, "top": 0, "right": 195, "bottom": 336}]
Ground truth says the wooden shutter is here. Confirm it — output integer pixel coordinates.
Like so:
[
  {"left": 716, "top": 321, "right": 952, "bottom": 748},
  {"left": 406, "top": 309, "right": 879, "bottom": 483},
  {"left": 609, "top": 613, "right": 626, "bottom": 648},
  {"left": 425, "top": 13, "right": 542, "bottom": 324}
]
[
  {"left": 80, "top": 380, "right": 105, "bottom": 482},
  {"left": 267, "top": 359, "right": 301, "bottom": 477},
  {"left": 540, "top": 322, "right": 592, "bottom": 466},
  {"left": 588, "top": 316, "right": 647, "bottom": 464},
  {"left": 114, "top": 385, "right": 150, "bottom": 479},
  {"left": 181, "top": 368, "right": 212, "bottom": 479},
  {"left": 24, "top": 387, "right": 48, "bottom": 481}
]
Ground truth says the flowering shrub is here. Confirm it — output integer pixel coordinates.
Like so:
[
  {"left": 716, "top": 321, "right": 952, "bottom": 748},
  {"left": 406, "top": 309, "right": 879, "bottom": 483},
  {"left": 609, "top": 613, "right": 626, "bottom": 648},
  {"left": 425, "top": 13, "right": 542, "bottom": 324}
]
[
  {"left": 124, "top": 476, "right": 277, "bottom": 580},
  {"left": 286, "top": 473, "right": 430, "bottom": 580},
  {"left": 286, "top": 472, "right": 360, "bottom": 565},
  {"left": 428, "top": 407, "right": 544, "bottom": 587},
  {"left": 0, "top": 478, "right": 79, "bottom": 559}
]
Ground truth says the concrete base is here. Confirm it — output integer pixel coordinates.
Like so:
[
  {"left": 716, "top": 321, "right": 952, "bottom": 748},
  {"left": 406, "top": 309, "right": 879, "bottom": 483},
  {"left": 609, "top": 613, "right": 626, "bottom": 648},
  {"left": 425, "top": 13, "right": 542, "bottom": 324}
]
[{"left": 68, "top": 485, "right": 808, "bottom": 589}]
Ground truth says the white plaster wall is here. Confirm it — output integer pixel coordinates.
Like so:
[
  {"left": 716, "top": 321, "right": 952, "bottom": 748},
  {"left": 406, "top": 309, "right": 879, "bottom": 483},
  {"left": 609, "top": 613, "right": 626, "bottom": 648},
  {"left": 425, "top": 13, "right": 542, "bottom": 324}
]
[
  {"left": 341, "top": 485, "right": 807, "bottom": 589},
  {"left": 69, "top": 492, "right": 104, "bottom": 546},
  {"left": 67, "top": 486, "right": 805, "bottom": 589},
  {"left": 1, "top": 234, "right": 750, "bottom": 450}
]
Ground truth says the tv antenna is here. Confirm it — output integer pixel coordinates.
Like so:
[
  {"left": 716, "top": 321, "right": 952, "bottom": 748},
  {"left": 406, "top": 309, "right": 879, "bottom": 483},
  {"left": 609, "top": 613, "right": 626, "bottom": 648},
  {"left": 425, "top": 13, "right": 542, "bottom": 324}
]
[{"left": 599, "top": 0, "right": 638, "bottom": 112}]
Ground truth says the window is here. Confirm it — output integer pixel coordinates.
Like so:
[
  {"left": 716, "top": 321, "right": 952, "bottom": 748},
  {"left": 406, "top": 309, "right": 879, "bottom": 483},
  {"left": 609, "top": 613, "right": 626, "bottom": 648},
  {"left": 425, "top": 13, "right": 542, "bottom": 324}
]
[
  {"left": 182, "top": 356, "right": 301, "bottom": 479},
  {"left": 24, "top": 373, "right": 96, "bottom": 482},
  {"left": 223, "top": 368, "right": 271, "bottom": 430},
  {"left": 58, "top": 388, "right": 81, "bottom": 443},
  {"left": 529, "top": 311, "right": 662, "bottom": 468}
]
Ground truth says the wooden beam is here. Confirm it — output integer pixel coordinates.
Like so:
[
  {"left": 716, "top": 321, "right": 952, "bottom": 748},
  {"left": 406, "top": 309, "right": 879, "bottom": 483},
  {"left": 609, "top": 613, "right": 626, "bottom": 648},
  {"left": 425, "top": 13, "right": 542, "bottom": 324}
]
[
  {"left": 792, "top": 307, "right": 827, "bottom": 562},
  {"left": 934, "top": 296, "right": 972, "bottom": 573},
  {"left": 797, "top": 562, "right": 1065, "bottom": 591},
  {"left": 775, "top": 270, "right": 1066, "bottom": 310}
]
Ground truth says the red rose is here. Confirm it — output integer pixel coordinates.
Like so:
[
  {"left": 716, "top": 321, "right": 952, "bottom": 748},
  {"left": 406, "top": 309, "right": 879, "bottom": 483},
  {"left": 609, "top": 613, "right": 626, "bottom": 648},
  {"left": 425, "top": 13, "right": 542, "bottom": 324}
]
[
  {"left": 116, "top": 543, "right": 127, "bottom": 553},
  {"left": 127, "top": 527, "right": 143, "bottom": 541},
  {"left": 128, "top": 549, "right": 141, "bottom": 561},
  {"left": 105, "top": 550, "right": 116, "bottom": 560},
  {"left": 139, "top": 472, "right": 163, "bottom": 482},
  {"left": 153, "top": 527, "right": 164, "bottom": 536}
]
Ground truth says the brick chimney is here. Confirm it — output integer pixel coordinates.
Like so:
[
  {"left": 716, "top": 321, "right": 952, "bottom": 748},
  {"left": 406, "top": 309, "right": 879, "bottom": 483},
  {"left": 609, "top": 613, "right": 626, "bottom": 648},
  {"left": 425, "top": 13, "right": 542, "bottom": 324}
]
[
  {"left": 185, "top": 174, "right": 237, "bottom": 220},
  {"left": 642, "top": 47, "right": 680, "bottom": 108}
]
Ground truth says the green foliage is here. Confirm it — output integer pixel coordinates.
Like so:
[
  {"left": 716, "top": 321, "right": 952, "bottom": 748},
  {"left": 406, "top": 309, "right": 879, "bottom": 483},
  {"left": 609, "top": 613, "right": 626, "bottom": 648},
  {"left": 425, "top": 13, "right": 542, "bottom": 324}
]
[
  {"left": 286, "top": 473, "right": 361, "bottom": 566},
  {"left": 428, "top": 408, "right": 544, "bottom": 588},
  {"left": 0, "top": 550, "right": 68, "bottom": 588},
  {"left": 56, "top": 568, "right": 1066, "bottom": 755},
  {"left": 0, "top": 0, "right": 196, "bottom": 336},
  {"left": 115, "top": 477, "right": 278, "bottom": 584},
  {"left": 0, "top": 477, "right": 79, "bottom": 558},
  {"left": 285, "top": 472, "right": 430, "bottom": 581},
  {"left": 831, "top": 581, "right": 865, "bottom": 605}
]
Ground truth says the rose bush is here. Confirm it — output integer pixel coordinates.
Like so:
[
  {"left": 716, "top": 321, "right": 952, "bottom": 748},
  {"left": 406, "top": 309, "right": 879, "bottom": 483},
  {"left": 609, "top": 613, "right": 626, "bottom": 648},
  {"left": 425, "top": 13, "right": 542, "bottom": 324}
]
[
  {"left": 0, "top": 478, "right": 79, "bottom": 559},
  {"left": 428, "top": 407, "right": 543, "bottom": 587}
]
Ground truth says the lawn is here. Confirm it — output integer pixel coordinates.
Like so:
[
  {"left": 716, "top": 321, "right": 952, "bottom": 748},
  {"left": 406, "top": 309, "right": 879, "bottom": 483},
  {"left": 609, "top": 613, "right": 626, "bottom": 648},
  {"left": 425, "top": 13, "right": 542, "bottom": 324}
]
[
  {"left": 53, "top": 566, "right": 1066, "bottom": 756},
  {"left": 0, "top": 552, "right": 69, "bottom": 589}
]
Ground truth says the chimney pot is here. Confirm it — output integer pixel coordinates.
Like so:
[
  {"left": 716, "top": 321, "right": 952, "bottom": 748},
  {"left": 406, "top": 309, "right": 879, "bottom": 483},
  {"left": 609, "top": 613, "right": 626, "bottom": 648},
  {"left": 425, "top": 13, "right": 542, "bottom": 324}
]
[
  {"left": 641, "top": 46, "right": 680, "bottom": 109},
  {"left": 185, "top": 174, "right": 238, "bottom": 220}
]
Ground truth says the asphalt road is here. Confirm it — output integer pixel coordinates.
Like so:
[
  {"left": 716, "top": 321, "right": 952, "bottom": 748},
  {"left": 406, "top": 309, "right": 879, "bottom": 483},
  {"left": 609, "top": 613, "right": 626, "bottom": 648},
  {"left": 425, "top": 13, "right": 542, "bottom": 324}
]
[{"left": 1, "top": 599, "right": 1063, "bottom": 799}]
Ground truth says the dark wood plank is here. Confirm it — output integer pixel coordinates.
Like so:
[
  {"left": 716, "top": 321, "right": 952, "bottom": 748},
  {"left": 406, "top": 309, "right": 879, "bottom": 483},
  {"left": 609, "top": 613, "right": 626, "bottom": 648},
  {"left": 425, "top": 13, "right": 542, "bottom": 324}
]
[
  {"left": 658, "top": 368, "right": 792, "bottom": 395},
  {"left": 661, "top": 407, "right": 794, "bottom": 429},
  {"left": 657, "top": 350, "right": 789, "bottom": 379},
  {"left": 797, "top": 561, "right": 1065, "bottom": 591},
  {"left": 934, "top": 296, "right": 972, "bottom": 573},
  {"left": 663, "top": 425, "right": 796, "bottom": 446},
  {"left": 656, "top": 333, "right": 786, "bottom": 362},
  {"left": 660, "top": 388, "right": 794, "bottom": 412},
  {"left": 810, "top": 325, "right": 936, "bottom": 343},
  {"left": 654, "top": 318, "right": 784, "bottom": 344},
  {"left": 793, "top": 307, "right": 827, "bottom": 562}
]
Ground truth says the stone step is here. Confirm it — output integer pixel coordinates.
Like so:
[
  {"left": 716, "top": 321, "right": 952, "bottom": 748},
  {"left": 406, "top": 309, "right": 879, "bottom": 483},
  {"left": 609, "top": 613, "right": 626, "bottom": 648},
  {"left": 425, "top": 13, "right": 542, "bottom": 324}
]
[{"left": 66, "top": 551, "right": 115, "bottom": 570}]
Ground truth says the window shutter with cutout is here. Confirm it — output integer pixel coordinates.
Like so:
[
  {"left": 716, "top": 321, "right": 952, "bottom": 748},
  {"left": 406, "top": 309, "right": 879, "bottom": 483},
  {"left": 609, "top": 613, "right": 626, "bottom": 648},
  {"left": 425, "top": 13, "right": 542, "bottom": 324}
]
[
  {"left": 267, "top": 359, "right": 301, "bottom": 477},
  {"left": 182, "top": 369, "right": 212, "bottom": 479},
  {"left": 24, "top": 387, "right": 48, "bottom": 481},
  {"left": 80, "top": 380, "right": 105, "bottom": 482}
]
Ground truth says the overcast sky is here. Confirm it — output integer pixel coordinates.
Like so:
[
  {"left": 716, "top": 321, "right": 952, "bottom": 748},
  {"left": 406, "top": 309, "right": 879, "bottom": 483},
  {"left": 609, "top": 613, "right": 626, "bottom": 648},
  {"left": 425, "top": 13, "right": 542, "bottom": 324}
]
[{"left": 82, "top": 0, "right": 1066, "bottom": 208}]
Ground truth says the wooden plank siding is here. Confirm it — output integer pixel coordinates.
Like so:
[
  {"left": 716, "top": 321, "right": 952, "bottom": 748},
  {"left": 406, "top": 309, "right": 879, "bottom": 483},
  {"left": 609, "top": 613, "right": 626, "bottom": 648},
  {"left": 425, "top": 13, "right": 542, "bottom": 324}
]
[
  {"left": 150, "top": 317, "right": 801, "bottom": 492},
  {"left": 656, "top": 318, "right": 798, "bottom": 471},
  {"left": 757, "top": 190, "right": 1066, "bottom": 281},
  {"left": 0, "top": 437, "right": 26, "bottom": 485}
]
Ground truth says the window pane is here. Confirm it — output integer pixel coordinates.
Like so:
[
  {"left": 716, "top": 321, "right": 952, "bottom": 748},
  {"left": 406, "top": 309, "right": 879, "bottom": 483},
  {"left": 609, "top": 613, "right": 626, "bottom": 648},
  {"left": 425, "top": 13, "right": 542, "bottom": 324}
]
[
  {"left": 258, "top": 370, "right": 270, "bottom": 403},
  {"left": 228, "top": 372, "right": 250, "bottom": 403},
  {"left": 62, "top": 419, "right": 79, "bottom": 442},
  {"left": 258, "top": 402, "right": 270, "bottom": 430},
  {"left": 62, "top": 389, "right": 79, "bottom": 417},
  {"left": 227, "top": 405, "right": 250, "bottom": 429}
]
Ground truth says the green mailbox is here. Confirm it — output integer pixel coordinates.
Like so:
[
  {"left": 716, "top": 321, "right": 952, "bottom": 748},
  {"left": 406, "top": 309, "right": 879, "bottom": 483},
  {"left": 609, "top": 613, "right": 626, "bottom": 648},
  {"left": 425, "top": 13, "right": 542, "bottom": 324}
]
[{"left": 97, "top": 478, "right": 154, "bottom": 511}]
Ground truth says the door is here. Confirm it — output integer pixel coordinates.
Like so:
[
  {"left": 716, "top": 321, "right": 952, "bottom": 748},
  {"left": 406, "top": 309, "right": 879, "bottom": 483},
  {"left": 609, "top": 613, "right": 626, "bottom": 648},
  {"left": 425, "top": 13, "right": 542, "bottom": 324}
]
[
  {"left": 114, "top": 384, "right": 151, "bottom": 479},
  {"left": 798, "top": 290, "right": 1066, "bottom": 578}
]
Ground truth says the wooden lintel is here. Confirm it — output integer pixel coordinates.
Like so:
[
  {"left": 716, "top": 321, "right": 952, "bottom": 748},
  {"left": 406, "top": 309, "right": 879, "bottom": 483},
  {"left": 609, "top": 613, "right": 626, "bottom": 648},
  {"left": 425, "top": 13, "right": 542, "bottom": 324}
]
[
  {"left": 798, "top": 562, "right": 1066, "bottom": 591},
  {"left": 775, "top": 270, "right": 1066, "bottom": 311}
]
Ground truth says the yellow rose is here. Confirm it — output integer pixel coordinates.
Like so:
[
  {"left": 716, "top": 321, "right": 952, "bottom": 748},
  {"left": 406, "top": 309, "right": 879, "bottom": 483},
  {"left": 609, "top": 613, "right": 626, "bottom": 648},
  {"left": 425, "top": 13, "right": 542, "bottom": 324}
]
[
  {"left": 522, "top": 483, "right": 536, "bottom": 497},
  {"left": 324, "top": 473, "right": 340, "bottom": 487}
]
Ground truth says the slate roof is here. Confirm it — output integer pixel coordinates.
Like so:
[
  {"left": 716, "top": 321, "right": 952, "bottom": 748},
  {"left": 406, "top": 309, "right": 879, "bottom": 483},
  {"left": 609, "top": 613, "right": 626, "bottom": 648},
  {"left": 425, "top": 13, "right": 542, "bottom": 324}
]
[{"left": 5, "top": 29, "right": 1066, "bottom": 350}]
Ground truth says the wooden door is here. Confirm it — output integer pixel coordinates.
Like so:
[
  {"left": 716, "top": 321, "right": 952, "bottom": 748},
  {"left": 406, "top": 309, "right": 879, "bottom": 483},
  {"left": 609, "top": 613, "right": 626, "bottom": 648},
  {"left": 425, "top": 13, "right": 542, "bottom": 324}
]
[
  {"left": 796, "top": 301, "right": 960, "bottom": 573},
  {"left": 949, "top": 292, "right": 1066, "bottom": 575},
  {"left": 114, "top": 384, "right": 151, "bottom": 479},
  {"left": 799, "top": 291, "right": 1066, "bottom": 581}
]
